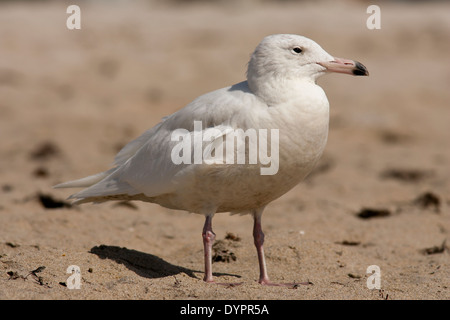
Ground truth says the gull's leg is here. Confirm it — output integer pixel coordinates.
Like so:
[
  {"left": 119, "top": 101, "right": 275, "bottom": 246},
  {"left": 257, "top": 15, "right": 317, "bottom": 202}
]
[
  {"left": 252, "top": 208, "right": 271, "bottom": 285},
  {"left": 201, "top": 214, "right": 243, "bottom": 286},
  {"left": 253, "top": 208, "right": 311, "bottom": 287},
  {"left": 202, "top": 214, "right": 216, "bottom": 283}
]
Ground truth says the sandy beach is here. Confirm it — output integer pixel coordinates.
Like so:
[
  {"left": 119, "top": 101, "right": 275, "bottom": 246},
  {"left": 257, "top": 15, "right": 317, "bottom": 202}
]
[{"left": 0, "top": 0, "right": 449, "bottom": 300}]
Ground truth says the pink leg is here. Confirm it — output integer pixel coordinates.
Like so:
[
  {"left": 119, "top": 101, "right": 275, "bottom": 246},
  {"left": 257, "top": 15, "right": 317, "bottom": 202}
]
[
  {"left": 253, "top": 212, "right": 272, "bottom": 285},
  {"left": 201, "top": 215, "right": 243, "bottom": 286},
  {"left": 202, "top": 215, "right": 216, "bottom": 283},
  {"left": 253, "top": 210, "right": 311, "bottom": 287}
]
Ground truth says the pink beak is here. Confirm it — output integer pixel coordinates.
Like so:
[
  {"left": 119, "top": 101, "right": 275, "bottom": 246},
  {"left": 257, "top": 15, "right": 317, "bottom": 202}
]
[{"left": 317, "top": 57, "right": 369, "bottom": 76}]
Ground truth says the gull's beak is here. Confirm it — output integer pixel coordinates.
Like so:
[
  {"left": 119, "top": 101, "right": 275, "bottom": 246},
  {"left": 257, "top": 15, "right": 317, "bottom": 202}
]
[{"left": 317, "top": 57, "right": 369, "bottom": 76}]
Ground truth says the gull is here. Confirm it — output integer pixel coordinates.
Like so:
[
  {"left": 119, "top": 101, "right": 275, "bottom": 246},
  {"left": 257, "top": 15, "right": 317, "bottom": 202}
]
[{"left": 55, "top": 34, "right": 368, "bottom": 285}]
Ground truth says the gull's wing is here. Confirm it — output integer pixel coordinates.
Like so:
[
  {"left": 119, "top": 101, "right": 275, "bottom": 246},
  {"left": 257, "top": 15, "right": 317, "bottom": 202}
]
[{"left": 55, "top": 81, "right": 265, "bottom": 203}]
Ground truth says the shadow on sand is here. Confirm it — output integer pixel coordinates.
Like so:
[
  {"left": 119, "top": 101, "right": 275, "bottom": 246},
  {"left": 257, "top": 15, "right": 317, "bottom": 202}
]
[{"left": 89, "top": 245, "right": 241, "bottom": 280}]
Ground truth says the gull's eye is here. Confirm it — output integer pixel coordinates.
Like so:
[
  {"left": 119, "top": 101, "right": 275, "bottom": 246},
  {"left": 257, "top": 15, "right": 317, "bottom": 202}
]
[{"left": 291, "top": 46, "right": 303, "bottom": 54}]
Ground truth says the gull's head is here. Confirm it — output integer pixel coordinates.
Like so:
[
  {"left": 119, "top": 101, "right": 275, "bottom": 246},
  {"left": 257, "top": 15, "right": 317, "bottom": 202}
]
[{"left": 247, "top": 34, "right": 368, "bottom": 86}]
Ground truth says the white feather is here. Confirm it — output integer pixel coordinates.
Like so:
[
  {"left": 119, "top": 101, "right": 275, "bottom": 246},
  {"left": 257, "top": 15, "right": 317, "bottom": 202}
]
[{"left": 55, "top": 35, "right": 344, "bottom": 214}]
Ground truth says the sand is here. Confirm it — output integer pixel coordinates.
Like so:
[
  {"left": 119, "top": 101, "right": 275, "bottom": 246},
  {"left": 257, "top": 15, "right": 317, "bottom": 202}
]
[{"left": 0, "top": 0, "right": 449, "bottom": 300}]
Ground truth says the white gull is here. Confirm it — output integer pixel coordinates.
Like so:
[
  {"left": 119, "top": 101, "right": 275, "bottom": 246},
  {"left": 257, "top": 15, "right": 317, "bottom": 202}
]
[{"left": 55, "top": 34, "right": 368, "bottom": 285}]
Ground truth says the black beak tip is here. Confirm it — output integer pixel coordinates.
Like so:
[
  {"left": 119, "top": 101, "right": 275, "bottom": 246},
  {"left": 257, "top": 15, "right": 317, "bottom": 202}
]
[{"left": 353, "top": 61, "right": 369, "bottom": 76}]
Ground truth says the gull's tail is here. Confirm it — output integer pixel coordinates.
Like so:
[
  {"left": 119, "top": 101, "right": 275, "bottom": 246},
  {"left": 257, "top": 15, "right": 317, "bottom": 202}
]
[
  {"left": 53, "top": 167, "right": 141, "bottom": 205},
  {"left": 53, "top": 168, "right": 115, "bottom": 189}
]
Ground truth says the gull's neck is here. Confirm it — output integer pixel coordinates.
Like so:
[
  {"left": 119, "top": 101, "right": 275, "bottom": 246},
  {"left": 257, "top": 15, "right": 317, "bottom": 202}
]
[{"left": 248, "top": 74, "right": 321, "bottom": 107}]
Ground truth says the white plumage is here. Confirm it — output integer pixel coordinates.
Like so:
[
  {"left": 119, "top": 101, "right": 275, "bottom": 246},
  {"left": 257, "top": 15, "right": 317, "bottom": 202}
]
[{"left": 55, "top": 34, "right": 368, "bottom": 285}]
